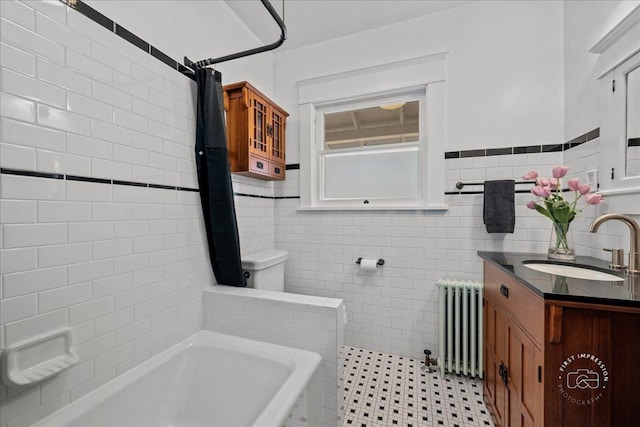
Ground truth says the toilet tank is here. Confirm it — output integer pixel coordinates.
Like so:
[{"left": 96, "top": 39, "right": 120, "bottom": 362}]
[{"left": 241, "top": 250, "right": 288, "bottom": 291}]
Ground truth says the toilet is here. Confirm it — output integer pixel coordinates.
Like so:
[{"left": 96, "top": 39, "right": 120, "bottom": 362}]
[{"left": 241, "top": 249, "right": 288, "bottom": 291}]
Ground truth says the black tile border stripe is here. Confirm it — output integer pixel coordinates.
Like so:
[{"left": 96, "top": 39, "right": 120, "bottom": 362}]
[
  {"left": 628, "top": 138, "right": 640, "bottom": 147},
  {"left": 64, "top": 0, "right": 195, "bottom": 80},
  {"left": 445, "top": 128, "right": 600, "bottom": 159},
  {"left": 286, "top": 164, "right": 300, "bottom": 170},
  {"left": 0, "top": 168, "right": 301, "bottom": 199},
  {"left": 0, "top": 168, "right": 64, "bottom": 180},
  {"left": 1, "top": 168, "right": 198, "bottom": 192}
]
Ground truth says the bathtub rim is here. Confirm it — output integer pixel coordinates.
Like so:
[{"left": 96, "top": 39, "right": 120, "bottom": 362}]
[{"left": 32, "top": 329, "right": 321, "bottom": 427}]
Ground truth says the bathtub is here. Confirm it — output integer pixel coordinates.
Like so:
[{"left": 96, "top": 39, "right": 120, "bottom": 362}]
[{"left": 34, "top": 330, "right": 321, "bottom": 427}]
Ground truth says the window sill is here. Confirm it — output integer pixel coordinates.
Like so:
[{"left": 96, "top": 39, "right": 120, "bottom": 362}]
[{"left": 296, "top": 205, "right": 448, "bottom": 212}]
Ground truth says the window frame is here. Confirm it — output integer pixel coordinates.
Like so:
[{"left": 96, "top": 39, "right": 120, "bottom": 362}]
[{"left": 297, "top": 53, "right": 448, "bottom": 211}]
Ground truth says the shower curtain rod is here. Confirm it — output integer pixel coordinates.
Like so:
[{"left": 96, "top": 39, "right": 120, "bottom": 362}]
[{"left": 183, "top": 0, "right": 287, "bottom": 71}]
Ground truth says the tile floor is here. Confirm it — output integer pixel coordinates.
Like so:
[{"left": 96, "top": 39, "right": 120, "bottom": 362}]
[{"left": 342, "top": 347, "right": 495, "bottom": 427}]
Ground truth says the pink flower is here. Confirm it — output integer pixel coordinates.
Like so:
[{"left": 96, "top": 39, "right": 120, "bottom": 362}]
[
  {"left": 531, "top": 186, "right": 551, "bottom": 198},
  {"left": 522, "top": 171, "right": 538, "bottom": 180},
  {"left": 552, "top": 166, "right": 570, "bottom": 179},
  {"left": 585, "top": 193, "right": 604, "bottom": 205},
  {"left": 549, "top": 179, "right": 559, "bottom": 190},
  {"left": 578, "top": 184, "right": 591, "bottom": 195},
  {"left": 526, "top": 201, "right": 537, "bottom": 210},
  {"left": 567, "top": 178, "right": 580, "bottom": 191},
  {"left": 539, "top": 178, "right": 550, "bottom": 187}
]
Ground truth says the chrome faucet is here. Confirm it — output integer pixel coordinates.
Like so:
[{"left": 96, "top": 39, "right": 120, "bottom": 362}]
[{"left": 589, "top": 214, "right": 640, "bottom": 275}]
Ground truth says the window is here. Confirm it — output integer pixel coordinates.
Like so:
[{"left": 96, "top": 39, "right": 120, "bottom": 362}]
[{"left": 298, "top": 53, "right": 447, "bottom": 210}]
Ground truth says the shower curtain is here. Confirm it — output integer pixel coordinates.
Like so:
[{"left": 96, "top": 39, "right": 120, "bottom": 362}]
[{"left": 194, "top": 68, "right": 246, "bottom": 287}]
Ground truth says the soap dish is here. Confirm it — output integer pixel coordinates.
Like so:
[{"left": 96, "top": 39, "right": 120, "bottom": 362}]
[{"left": 1, "top": 328, "right": 79, "bottom": 387}]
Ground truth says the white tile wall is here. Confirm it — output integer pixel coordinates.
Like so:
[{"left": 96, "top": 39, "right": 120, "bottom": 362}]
[{"left": 202, "top": 287, "right": 344, "bottom": 427}]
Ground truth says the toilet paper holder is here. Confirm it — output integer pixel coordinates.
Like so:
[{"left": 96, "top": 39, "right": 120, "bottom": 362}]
[{"left": 355, "top": 258, "right": 385, "bottom": 266}]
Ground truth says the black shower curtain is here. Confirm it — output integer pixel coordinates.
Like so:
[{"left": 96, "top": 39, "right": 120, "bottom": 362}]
[{"left": 194, "top": 68, "right": 246, "bottom": 287}]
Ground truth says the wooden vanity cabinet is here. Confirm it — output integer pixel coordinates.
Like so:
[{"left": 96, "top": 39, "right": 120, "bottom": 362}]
[
  {"left": 483, "top": 262, "right": 544, "bottom": 427},
  {"left": 223, "top": 81, "right": 288, "bottom": 180},
  {"left": 483, "top": 261, "right": 640, "bottom": 427}
]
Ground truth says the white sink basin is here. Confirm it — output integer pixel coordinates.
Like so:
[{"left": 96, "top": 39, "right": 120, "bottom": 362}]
[{"left": 523, "top": 262, "right": 624, "bottom": 282}]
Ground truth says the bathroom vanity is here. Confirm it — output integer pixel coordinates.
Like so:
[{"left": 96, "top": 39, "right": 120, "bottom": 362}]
[{"left": 479, "top": 251, "right": 640, "bottom": 427}]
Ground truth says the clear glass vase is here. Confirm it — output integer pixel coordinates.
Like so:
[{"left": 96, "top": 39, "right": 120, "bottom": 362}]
[{"left": 548, "top": 222, "right": 575, "bottom": 260}]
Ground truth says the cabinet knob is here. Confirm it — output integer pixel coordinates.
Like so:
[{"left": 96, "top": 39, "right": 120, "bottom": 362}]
[{"left": 499, "top": 284, "right": 509, "bottom": 298}]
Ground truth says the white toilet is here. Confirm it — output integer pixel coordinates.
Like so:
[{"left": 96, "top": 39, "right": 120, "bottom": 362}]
[{"left": 241, "top": 249, "right": 288, "bottom": 291}]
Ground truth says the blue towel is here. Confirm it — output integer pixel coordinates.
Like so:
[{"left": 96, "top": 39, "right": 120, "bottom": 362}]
[{"left": 483, "top": 180, "right": 515, "bottom": 233}]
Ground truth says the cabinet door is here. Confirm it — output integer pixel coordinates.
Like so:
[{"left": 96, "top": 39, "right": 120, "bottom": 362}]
[
  {"left": 269, "top": 108, "right": 286, "bottom": 165},
  {"left": 247, "top": 91, "right": 270, "bottom": 159},
  {"left": 484, "top": 297, "right": 508, "bottom": 426},
  {"left": 507, "top": 320, "right": 543, "bottom": 427}
]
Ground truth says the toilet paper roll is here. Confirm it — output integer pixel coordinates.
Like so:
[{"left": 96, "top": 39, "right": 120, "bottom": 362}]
[{"left": 359, "top": 258, "right": 379, "bottom": 272}]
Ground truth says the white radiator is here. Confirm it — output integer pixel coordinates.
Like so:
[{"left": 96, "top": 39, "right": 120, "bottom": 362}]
[{"left": 436, "top": 279, "right": 483, "bottom": 378}]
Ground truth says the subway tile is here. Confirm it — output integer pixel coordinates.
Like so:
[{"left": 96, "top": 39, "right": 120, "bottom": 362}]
[
  {"left": 37, "top": 57, "right": 91, "bottom": 95},
  {"left": 133, "top": 266, "right": 164, "bottom": 287},
  {"left": 0, "top": 117, "right": 66, "bottom": 151},
  {"left": 113, "top": 70, "right": 148, "bottom": 100},
  {"left": 37, "top": 149, "right": 92, "bottom": 176},
  {"left": 134, "top": 297, "right": 165, "bottom": 321},
  {"left": 70, "top": 368, "right": 116, "bottom": 402},
  {"left": 4, "top": 308, "right": 67, "bottom": 346},
  {"left": 67, "top": 258, "right": 114, "bottom": 284},
  {"left": 116, "top": 317, "right": 151, "bottom": 345},
  {"left": 67, "top": 49, "right": 112, "bottom": 84},
  {"left": 75, "top": 332, "right": 116, "bottom": 362},
  {"left": 0, "top": 200, "right": 37, "bottom": 224},
  {"left": 112, "top": 183, "right": 148, "bottom": 203},
  {"left": 66, "top": 133, "right": 113, "bottom": 160},
  {"left": 37, "top": 104, "right": 91, "bottom": 135},
  {"left": 1, "top": 92, "right": 36, "bottom": 122},
  {"left": 69, "top": 296, "right": 115, "bottom": 326},
  {"left": 91, "top": 119, "right": 132, "bottom": 145},
  {"left": 3, "top": 223, "right": 66, "bottom": 248},
  {"left": 0, "top": 381, "right": 41, "bottom": 425},
  {"left": 2, "top": 0, "right": 36, "bottom": 30},
  {"left": 91, "top": 80, "right": 133, "bottom": 111},
  {"left": 92, "top": 202, "right": 133, "bottom": 221},
  {"left": 148, "top": 152, "right": 176, "bottom": 171},
  {"left": 114, "top": 253, "right": 149, "bottom": 274},
  {"left": 93, "top": 273, "right": 133, "bottom": 298},
  {"left": 91, "top": 158, "right": 133, "bottom": 181},
  {"left": 132, "top": 165, "right": 163, "bottom": 185},
  {"left": 115, "top": 286, "right": 149, "bottom": 310},
  {"left": 0, "top": 174, "right": 64, "bottom": 200},
  {"left": 133, "top": 235, "right": 164, "bottom": 253},
  {"left": 1, "top": 67, "right": 66, "bottom": 108},
  {"left": 38, "top": 242, "right": 91, "bottom": 268},
  {"left": 23, "top": 0, "right": 68, "bottom": 24},
  {"left": 0, "top": 142, "right": 36, "bottom": 170},
  {"left": 0, "top": 41, "right": 36, "bottom": 76},
  {"left": 132, "top": 97, "right": 163, "bottom": 122},
  {"left": 38, "top": 200, "right": 92, "bottom": 223},
  {"left": 35, "top": 11, "right": 90, "bottom": 56},
  {"left": 113, "top": 107, "right": 148, "bottom": 133},
  {"left": 113, "top": 34, "right": 148, "bottom": 67},
  {"left": 67, "top": 4, "right": 114, "bottom": 48},
  {"left": 39, "top": 282, "right": 92, "bottom": 313},
  {"left": 93, "top": 238, "right": 133, "bottom": 260},
  {"left": 94, "top": 309, "right": 134, "bottom": 337},
  {"left": 149, "top": 119, "right": 176, "bottom": 141},
  {"left": 66, "top": 179, "right": 112, "bottom": 202},
  {"left": 66, "top": 92, "right": 112, "bottom": 122},
  {"left": 0, "top": 294, "right": 38, "bottom": 324},
  {"left": 1, "top": 17, "right": 65, "bottom": 65},
  {"left": 113, "top": 143, "right": 148, "bottom": 166},
  {"left": 131, "top": 62, "right": 162, "bottom": 91},
  {"left": 114, "top": 220, "right": 149, "bottom": 238},
  {"left": 68, "top": 221, "right": 114, "bottom": 243},
  {"left": 2, "top": 266, "right": 67, "bottom": 298},
  {"left": 39, "top": 361, "right": 93, "bottom": 405},
  {"left": 0, "top": 247, "right": 37, "bottom": 274}
]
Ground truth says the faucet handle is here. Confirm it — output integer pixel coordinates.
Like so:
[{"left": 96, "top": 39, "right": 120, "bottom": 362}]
[{"left": 603, "top": 248, "right": 626, "bottom": 270}]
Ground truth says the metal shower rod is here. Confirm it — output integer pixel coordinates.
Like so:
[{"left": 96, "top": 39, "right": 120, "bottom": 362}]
[{"left": 184, "top": 0, "right": 287, "bottom": 71}]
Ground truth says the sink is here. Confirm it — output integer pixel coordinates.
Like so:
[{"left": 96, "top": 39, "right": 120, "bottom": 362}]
[{"left": 522, "top": 261, "right": 625, "bottom": 282}]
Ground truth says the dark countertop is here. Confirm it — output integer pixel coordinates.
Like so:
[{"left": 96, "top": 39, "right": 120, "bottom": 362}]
[{"left": 478, "top": 251, "right": 640, "bottom": 309}]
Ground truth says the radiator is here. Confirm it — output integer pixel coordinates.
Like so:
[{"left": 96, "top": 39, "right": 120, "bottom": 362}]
[{"left": 436, "top": 279, "right": 483, "bottom": 378}]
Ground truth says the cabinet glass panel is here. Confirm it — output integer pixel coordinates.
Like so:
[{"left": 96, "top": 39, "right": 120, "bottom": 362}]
[
  {"left": 271, "top": 110, "right": 285, "bottom": 162},
  {"left": 250, "top": 97, "right": 268, "bottom": 156}
]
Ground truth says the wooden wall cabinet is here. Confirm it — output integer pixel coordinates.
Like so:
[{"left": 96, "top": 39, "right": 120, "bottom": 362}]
[
  {"left": 483, "top": 261, "right": 640, "bottom": 427},
  {"left": 223, "top": 81, "right": 288, "bottom": 181}
]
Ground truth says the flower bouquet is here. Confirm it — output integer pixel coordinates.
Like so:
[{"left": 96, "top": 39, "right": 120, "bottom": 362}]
[{"left": 523, "top": 166, "right": 604, "bottom": 260}]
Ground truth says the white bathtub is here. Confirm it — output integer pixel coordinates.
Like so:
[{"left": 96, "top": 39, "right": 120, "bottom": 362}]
[{"left": 34, "top": 330, "right": 321, "bottom": 427}]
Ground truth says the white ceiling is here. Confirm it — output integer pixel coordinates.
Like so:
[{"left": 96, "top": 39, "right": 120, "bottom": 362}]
[{"left": 223, "top": 0, "right": 476, "bottom": 51}]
